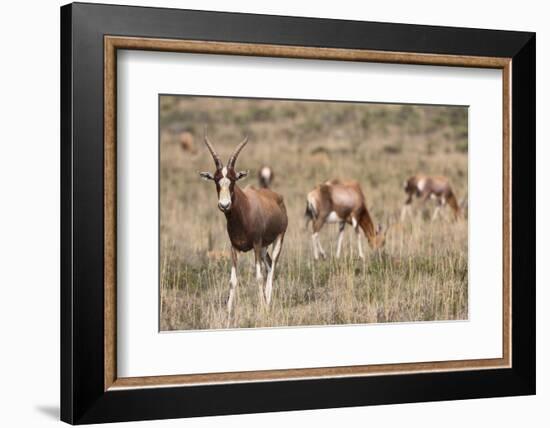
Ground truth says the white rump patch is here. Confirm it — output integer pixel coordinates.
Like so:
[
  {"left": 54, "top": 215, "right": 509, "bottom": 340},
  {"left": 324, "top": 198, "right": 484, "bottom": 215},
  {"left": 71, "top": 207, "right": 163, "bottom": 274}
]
[
  {"left": 306, "top": 192, "right": 318, "bottom": 217},
  {"left": 417, "top": 177, "right": 427, "bottom": 192}
]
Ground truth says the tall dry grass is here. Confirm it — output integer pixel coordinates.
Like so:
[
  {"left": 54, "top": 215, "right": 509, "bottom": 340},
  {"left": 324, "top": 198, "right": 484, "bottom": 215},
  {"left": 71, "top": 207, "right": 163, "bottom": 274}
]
[{"left": 159, "top": 96, "right": 468, "bottom": 330}]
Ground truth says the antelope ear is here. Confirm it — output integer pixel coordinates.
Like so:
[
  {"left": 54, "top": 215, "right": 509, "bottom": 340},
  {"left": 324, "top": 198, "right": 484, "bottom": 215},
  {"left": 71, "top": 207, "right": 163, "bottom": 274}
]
[
  {"left": 236, "top": 170, "right": 249, "bottom": 181},
  {"left": 199, "top": 171, "right": 214, "bottom": 181}
]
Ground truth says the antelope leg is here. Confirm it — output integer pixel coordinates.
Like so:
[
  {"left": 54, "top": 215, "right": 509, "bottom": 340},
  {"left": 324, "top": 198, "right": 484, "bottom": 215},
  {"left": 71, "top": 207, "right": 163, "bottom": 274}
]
[
  {"left": 421, "top": 190, "right": 431, "bottom": 203},
  {"left": 432, "top": 205, "right": 441, "bottom": 221},
  {"left": 352, "top": 217, "right": 364, "bottom": 259},
  {"left": 261, "top": 247, "right": 272, "bottom": 276},
  {"left": 226, "top": 247, "right": 238, "bottom": 316},
  {"left": 254, "top": 245, "right": 266, "bottom": 306},
  {"left": 311, "top": 233, "right": 319, "bottom": 260},
  {"left": 336, "top": 222, "right": 345, "bottom": 258},
  {"left": 311, "top": 217, "right": 327, "bottom": 260},
  {"left": 265, "top": 234, "right": 284, "bottom": 305},
  {"left": 316, "top": 234, "right": 327, "bottom": 259}
]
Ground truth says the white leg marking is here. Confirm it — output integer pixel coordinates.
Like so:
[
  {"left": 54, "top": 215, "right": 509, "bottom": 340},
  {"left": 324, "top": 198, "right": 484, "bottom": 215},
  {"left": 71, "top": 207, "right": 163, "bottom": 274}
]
[
  {"left": 230, "top": 265, "right": 237, "bottom": 287},
  {"left": 254, "top": 251, "right": 266, "bottom": 307},
  {"left": 256, "top": 260, "right": 263, "bottom": 281},
  {"left": 226, "top": 248, "right": 238, "bottom": 315},
  {"left": 227, "top": 265, "right": 237, "bottom": 314},
  {"left": 265, "top": 235, "right": 283, "bottom": 305},
  {"left": 316, "top": 233, "right": 327, "bottom": 259},
  {"left": 336, "top": 223, "right": 345, "bottom": 258},
  {"left": 352, "top": 217, "right": 364, "bottom": 259},
  {"left": 261, "top": 248, "right": 271, "bottom": 276},
  {"left": 357, "top": 233, "right": 364, "bottom": 259},
  {"left": 312, "top": 233, "right": 319, "bottom": 260}
]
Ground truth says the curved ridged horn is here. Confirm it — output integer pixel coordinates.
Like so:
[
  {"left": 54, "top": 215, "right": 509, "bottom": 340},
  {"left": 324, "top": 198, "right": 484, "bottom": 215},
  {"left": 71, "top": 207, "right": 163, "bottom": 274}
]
[
  {"left": 203, "top": 127, "right": 222, "bottom": 170},
  {"left": 227, "top": 135, "right": 249, "bottom": 169}
]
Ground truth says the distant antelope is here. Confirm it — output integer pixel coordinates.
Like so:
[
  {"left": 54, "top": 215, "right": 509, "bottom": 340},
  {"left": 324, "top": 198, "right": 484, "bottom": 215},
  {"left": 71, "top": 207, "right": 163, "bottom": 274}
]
[
  {"left": 258, "top": 165, "right": 274, "bottom": 188},
  {"left": 179, "top": 131, "right": 197, "bottom": 154},
  {"left": 305, "top": 179, "right": 386, "bottom": 260},
  {"left": 199, "top": 132, "right": 288, "bottom": 314},
  {"left": 401, "top": 174, "right": 461, "bottom": 221}
]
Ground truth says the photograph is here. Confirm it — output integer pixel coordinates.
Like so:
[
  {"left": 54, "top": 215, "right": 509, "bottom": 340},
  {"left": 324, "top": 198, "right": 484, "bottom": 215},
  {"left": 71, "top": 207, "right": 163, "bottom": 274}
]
[
  {"left": 54, "top": 2, "right": 536, "bottom": 424},
  {"left": 159, "top": 95, "right": 469, "bottom": 331}
]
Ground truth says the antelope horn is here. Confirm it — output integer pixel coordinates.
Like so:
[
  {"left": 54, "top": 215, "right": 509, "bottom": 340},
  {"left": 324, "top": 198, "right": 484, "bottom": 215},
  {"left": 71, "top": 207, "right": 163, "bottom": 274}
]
[
  {"left": 227, "top": 135, "right": 249, "bottom": 169},
  {"left": 203, "top": 127, "right": 222, "bottom": 170}
]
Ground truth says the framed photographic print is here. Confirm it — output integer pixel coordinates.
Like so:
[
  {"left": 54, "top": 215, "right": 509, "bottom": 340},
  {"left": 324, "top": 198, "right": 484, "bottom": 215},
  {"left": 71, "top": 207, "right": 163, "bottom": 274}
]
[{"left": 60, "top": 2, "right": 535, "bottom": 424}]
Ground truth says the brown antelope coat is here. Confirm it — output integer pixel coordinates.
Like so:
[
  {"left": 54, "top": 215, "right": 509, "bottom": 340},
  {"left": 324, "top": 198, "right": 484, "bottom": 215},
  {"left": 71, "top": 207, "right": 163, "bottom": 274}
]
[
  {"left": 305, "top": 179, "right": 385, "bottom": 259},
  {"left": 199, "top": 132, "right": 287, "bottom": 317},
  {"left": 402, "top": 174, "right": 461, "bottom": 220}
]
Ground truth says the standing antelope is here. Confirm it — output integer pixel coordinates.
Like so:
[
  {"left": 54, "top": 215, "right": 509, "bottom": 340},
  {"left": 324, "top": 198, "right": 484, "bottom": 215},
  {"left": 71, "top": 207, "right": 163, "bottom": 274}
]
[
  {"left": 401, "top": 174, "right": 461, "bottom": 221},
  {"left": 258, "top": 165, "right": 274, "bottom": 188},
  {"left": 305, "top": 179, "right": 386, "bottom": 260},
  {"left": 199, "top": 132, "right": 288, "bottom": 314}
]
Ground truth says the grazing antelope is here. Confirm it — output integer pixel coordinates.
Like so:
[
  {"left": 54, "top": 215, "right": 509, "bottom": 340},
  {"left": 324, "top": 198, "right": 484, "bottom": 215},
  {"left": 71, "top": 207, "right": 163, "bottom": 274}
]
[
  {"left": 258, "top": 165, "right": 274, "bottom": 188},
  {"left": 304, "top": 179, "right": 386, "bottom": 260},
  {"left": 401, "top": 174, "right": 461, "bottom": 221},
  {"left": 199, "top": 132, "right": 288, "bottom": 314}
]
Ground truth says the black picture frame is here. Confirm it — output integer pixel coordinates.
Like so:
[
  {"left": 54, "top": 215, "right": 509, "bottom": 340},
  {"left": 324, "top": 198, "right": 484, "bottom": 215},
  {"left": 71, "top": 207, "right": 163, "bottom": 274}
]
[{"left": 61, "top": 2, "right": 535, "bottom": 424}]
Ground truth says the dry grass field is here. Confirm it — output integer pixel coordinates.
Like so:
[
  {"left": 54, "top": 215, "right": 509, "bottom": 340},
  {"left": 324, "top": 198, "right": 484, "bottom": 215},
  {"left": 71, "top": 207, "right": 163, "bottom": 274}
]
[{"left": 159, "top": 96, "right": 468, "bottom": 331}]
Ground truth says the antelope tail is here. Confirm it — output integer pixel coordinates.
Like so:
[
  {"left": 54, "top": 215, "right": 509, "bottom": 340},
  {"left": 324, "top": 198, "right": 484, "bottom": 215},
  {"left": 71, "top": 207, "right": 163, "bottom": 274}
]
[
  {"left": 304, "top": 197, "right": 317, "bottom": 229},
  {"left": 358, "top": 208, "right": 376, "bottom": 242}
]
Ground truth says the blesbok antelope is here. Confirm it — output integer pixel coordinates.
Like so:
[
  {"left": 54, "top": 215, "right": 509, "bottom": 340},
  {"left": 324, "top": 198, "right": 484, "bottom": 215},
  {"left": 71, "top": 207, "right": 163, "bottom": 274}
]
[
  {"left": 401, "top": 174, "right": 461, "bottom": 221},
  {"left": 179, "top": 131, "right": 197, "bottom": 154},
  {"left": 304, "top": 179, "right": 386, "bottom": 260},
  {"left": 258, "top": 165, "right": 274, "bottom": 188},
  {"left": 199, "top": 132, "right": 288, "bottom": 314}
]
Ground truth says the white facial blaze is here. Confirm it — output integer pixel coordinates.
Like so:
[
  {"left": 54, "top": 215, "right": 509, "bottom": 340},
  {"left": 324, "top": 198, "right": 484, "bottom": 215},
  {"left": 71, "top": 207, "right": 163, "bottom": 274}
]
[
  {"left": 261, "top": 167, "right": 271, "bottom": 180},
  {"left": 218, "top": 167, "right": 232, "bottom": 208}
]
